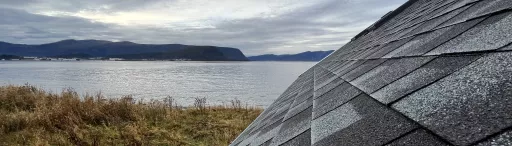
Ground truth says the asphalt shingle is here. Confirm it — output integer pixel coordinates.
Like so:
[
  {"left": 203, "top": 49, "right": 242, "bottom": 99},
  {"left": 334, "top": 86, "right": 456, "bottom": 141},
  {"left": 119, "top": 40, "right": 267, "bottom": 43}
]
[
  {"left": 476, "top": 129, "right": 512, "bottom": 146},
  {"left": 389, "top": 17, "right": 486, "bottom": 57},
  {"left": 280, "top": 129, "right": 311, "bottom": 146},
  {"left": 351, "top": 56, "right": 435, "bottom": 94},
  {"left": 404, "top": 4, "right": 470, "bottom": 36},
  {"left": 283, "top": 96, "right": 311, "bottom": 121},
  {"left": 431, "top": 0, "right": 479, "bottom": 19},
  {"left": 272, "top": 107, "right": 312, "bottom": 145},
  {"left": 312, "top": 94, "right": 417, "bottom": 146},
  {"left": 385, "top": 129, "right": 450, "bottom": 146},
  {"left": 313, "top": 82, "right": 361, "bottom": 119},
  {"left": 366, "top": 38, "right": 413, "bottom": 59},
  {"left": 341, "top": 59, "right": 388, "bottom": 81},
  {"left": 290, "top": 88, "right": 313, "bottom": 107},
  {"left": 314, "top": 77, "right": 344, "bottom": 98},
  {"left": 333, "top": 60, "right": 365, "bottom": 75},
  {"left": 438, "top": 0, "right": 512, "bottom": 28},
  {"left": 252, "top": 120, "right": 283, "bottom": 146},
  {"left": 393, "top": 52, "right": 512, "bottom": 145},
  {"left": 231, "top": 1, "right": 512, "bottom": 145},
  {"left": 314, "top": 67, "right": 337, "bottom": 90},
  {"left": 371, "top": 55, "right": 481, "bottom": 104},
  {"left": 427, "top": 11, "right": 512, "bottom": 55}
]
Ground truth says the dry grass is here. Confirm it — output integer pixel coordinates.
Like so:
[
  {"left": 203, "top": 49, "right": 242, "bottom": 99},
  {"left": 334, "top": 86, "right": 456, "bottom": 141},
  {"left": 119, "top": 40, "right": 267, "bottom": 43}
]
[{"left": 0, "top": 85, "right": 262, "bottom": 146}]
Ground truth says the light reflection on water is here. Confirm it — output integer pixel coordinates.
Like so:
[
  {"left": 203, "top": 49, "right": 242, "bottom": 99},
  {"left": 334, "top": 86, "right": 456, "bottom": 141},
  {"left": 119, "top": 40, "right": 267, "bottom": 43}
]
[{"left": 0, "top": 61, "right": 314, "bottom": 107}]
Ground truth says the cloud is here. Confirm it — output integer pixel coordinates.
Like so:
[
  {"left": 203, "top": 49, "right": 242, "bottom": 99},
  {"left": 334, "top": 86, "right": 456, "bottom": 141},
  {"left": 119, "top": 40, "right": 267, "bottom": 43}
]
[{"left": 0, "top": 0, "right": 406, "bottom": 55}]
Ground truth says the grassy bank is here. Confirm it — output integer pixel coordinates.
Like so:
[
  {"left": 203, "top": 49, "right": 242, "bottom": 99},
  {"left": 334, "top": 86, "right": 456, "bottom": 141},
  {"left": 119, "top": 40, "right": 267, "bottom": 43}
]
[{"left": 0, "top": 85, "right": 262, "bottom": 146}]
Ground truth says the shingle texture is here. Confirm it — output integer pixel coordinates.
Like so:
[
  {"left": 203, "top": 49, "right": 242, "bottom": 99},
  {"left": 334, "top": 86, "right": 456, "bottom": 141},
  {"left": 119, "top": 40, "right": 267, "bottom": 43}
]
[{"left": 231, "top": 0, "right": 512, "bottom": 145}]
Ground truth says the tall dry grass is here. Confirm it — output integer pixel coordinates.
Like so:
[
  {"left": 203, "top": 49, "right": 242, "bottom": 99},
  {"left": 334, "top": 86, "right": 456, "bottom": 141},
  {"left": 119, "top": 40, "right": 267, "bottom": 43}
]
[{"left": 0, "top": 85, "right": 262, "bottom": 146}]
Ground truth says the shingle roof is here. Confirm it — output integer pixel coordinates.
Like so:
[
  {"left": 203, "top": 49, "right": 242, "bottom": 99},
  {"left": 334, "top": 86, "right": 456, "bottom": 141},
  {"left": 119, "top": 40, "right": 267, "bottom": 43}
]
[{"left": 231, "top": 0, "right": 512, "bottom": 145}]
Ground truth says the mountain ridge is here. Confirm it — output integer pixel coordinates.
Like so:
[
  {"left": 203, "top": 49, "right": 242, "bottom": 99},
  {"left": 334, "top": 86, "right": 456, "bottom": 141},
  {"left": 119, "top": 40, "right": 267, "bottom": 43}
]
[
  {"left": 0, "top": 40, "right": 248, "bottom": 61},
  {"left": 248, "top": 50, "right": 334, "bottom": 61}
]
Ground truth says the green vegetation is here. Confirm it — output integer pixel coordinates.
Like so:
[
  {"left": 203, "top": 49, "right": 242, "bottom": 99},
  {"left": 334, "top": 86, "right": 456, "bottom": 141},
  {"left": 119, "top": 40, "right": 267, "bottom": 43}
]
[{"left": 0, "top": 85, "right": 262, "bottom": 146}]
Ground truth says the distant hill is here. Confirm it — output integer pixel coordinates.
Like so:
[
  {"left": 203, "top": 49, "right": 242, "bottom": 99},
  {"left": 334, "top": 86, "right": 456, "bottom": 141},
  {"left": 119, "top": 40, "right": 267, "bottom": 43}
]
[
  {"left": 52, "top": 53, "right": 93, "bottom": 59},
  {"left": 0, "top": 39, "right": 248, "bottom": 61},
  {"left": 0, "top": 54, "right": 22, "bottom": 60},
  {"left": 248, "top": 50, "right": 334, "bottom": 61},
  {"left": 109, "top": 46, "right": 248, "bottom": 61}
]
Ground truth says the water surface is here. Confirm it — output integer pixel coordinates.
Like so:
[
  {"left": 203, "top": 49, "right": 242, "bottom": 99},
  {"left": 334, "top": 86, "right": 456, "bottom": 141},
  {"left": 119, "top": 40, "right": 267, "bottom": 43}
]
[{"left": 0, "top": 61, "right": 314, "bottom": 107}]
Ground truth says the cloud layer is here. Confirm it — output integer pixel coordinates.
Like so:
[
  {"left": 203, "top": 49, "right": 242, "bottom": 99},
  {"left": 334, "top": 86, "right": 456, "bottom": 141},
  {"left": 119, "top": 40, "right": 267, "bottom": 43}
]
[{"left": 0, "top": 0, "right": 406, "bottom": 55}]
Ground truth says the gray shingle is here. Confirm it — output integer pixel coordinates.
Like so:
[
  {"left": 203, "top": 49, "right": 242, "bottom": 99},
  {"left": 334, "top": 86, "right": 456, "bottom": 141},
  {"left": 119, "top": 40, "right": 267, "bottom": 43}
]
[
  {"left": 312, "top": 82, "right": 361, "bottom": 119},
  {"left": 385, "top": 129, "right": 450, "bottom": 146},
  {"left": 476, "top": 129, "right": 512, "bottom": 146},
  {"left": 404, "top": 0, "right": 447, "bottom": 25},
  {"left": 321, "top": 62, "right": 339, "bottom": 72},
  {"left": 314, "top": 77, "right": 344, "bottom": 98},
  {"left": 333, "top": 60, "right": 365, "bottom": 76},
  {"left": 386, "top": 13, "right": 422, "bottom": 35},
  {"left": 384, "top": 27, "right": 451, "bottom": 58},
  {"left": 426, "top": 11, "right": 512, "bottom": 55},
  {"left": 252, "top": 120, "right": 283, "bottom": 146},
  {"left": 284, "top": 96, "right": 312, "bottom": 121},
  {"left": 474, "top": 0, "right": 512, "bottom": 17},
  {"left": 371, "top": 55, "right": 481, "bottom": 104},
  {"left": 352, "top": 56, "right": 435, "bottom": 94},
  {"left": 395, "top": 22, "right": 426, "bottom": 40},
  {"left": 312, "top": 94, "right": 417, "bottom": 146},
  {"left": 438, "top": 0, "right": 512, "bottom": 28},
  {"left": 261, "top": 139, "right": 273, "bottom": 146},
  {"left": 351, "top": 45, "right": 382, "bottom": 60},
  {"left": 270, "top": 103, "right": 292, "bottom": 121},
  {"left": 326, "top": 61, "right": 348, "bottom": 72},
  {"left": 405, "top": 4, "right": 470, "bottom": 36},
  {"left": 280, "top": 129, "right": 311, "bottom": 146},
  {"left": 291, "top": 88, "right": 313, "bottom": 107},
  {"left": 272, "top": 107, "right": 312, "bottom": 145},
  {"left": 366, "top": 38, "right": 413, "bottom": 59},
  {"left": 393, "top": 52, "right": 512, "bottom": 145},
  {"left": 234, "top": 131, "right": 260, "bottom": 146},
  {"left": 421, "top": 2, "right": 469, "bottom": 25},
  {"left": 315, "top": 75, "right": 338, "bottom": 92},
  {"left": 432, "top": 0, "right": 479, "bottom": 18},
  {"left": 343, "top": 49, "right": 366, "bottom": 60},
  {"left": 500, "top": 44, "right": 512, "bottom": 51},
  {"left": 388, "top": 17, "right": 485, "bottom": 57},
  {"left": 341, "top": 59, "right": 388, "bottom": 81},
  {"left": 314, "top": 68, "right": 336, "bottom": 89},
  {"left": 390, "top": 22, "right": 424, "bottom": 40}
]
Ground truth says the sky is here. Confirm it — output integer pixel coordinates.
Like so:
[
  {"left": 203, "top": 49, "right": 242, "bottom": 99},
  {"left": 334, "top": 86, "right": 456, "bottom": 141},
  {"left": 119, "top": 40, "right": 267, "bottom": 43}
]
[{"left": 0, "top": 0, "right": 406, "bottom": 55}]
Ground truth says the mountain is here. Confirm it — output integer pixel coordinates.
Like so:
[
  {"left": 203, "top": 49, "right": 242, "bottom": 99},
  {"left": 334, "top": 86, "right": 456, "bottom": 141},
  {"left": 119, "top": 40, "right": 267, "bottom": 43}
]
[
  {"left": 0, "top": 39, "right": 248, "bottom": 61},
  {"left": 248, "top": 50, "right": 334, "bottom": 61},
  {"left": 109, "top": 46, "right": 248, "bottom": 61},
  {"left": 0, "top": 54, "right": 22, "bottom": 60},
  {"left": 52, "top": 53, "right": 93, "bottom": 59}
]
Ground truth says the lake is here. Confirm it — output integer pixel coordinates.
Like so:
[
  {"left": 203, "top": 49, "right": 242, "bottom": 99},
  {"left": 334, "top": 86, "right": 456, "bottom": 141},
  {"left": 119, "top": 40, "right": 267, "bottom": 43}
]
[{"left": 0, "top": 61, "right": 315, "bottom": 107}]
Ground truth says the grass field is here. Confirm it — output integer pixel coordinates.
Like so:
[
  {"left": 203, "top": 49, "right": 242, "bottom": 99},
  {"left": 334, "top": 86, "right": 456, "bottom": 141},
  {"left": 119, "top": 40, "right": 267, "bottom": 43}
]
[{"left": 0, "top": 85, "right": 262, "bottom": 146}]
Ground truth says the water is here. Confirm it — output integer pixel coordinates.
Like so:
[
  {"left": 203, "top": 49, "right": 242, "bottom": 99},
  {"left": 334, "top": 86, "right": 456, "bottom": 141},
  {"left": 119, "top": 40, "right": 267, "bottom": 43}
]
[{"left": 0, "top": 61, "right": 314, "bottom": 107}]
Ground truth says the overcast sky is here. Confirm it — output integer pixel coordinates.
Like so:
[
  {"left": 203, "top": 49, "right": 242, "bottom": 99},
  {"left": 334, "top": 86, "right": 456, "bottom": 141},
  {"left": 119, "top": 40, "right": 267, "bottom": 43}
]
[{"left": 0, "top": 0, "right": 406, "bottom": 55}]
